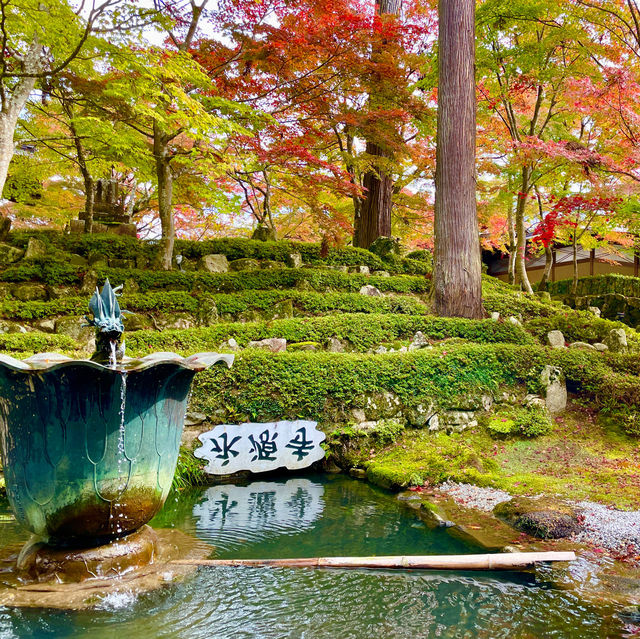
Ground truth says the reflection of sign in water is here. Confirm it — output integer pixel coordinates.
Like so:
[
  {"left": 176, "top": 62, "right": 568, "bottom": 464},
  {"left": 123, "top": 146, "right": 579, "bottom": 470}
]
[
  {"left": 194, "top": 420, "right": 326, "bottom": 474},
  {"left": 192, "top": 478, "right": 325, "bottom": 542}
]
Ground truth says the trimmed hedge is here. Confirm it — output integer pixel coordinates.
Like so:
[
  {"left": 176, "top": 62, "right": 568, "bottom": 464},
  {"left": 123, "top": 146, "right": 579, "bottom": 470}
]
[
  {"left": 482, "top": 276, "right": 562, "bottom": 319},
  {"left": 526, "top": 311, "right": 640, "bottom": 348},
  {"left": 125, "top": 314, "right": 536, "bottom": 354},
  {"left": 188, "top": 344, "right": 640, "bottom": 424},
  {"left": 0, "top": 333, "right": 78, "bottom": 353},
  {"left": 549, "top": 274, "right": 640, "bottom": 299},
  {"left": 0, "top": 263, "right": 430, "bottom": 295},
  {"left": 0, "top": 290, "right": 429, "bottom": 321}
]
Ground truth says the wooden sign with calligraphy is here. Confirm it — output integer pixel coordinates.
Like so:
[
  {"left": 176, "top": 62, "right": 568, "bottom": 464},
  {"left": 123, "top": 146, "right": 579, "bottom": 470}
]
[{"left": 194, "top": 420, "right": 326, "bottom": 474}]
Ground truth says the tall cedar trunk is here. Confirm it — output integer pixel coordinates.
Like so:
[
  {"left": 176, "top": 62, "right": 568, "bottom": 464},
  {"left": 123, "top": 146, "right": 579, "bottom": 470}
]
[
  {"left": 154, "top": 126, "right": 174, "bottom": 270},
  {"left": 514, "top": 166, "right": 533, "bottom": 293},
  {"left": 433, "top": 0, "right": 483, "bottom": 318},
  {"left": 354, "top": 0, "right": 400, "bottom": 248},
  {"left": 538, "top": 245, "right": 553, "bottom": 291}
]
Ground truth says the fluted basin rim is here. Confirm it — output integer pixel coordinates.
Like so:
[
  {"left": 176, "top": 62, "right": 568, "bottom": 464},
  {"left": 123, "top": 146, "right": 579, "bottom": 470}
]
[{"left": 0, "top": 351, "right": 235, "bottom": 374}]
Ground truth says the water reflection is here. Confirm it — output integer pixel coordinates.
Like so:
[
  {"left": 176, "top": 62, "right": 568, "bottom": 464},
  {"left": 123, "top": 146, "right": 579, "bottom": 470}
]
[
  {"left": 0, "top": 475, "right": 633, "bottom": 638},
  {"left": 193, "top": 479, "right": 325, "bottom": 551}
]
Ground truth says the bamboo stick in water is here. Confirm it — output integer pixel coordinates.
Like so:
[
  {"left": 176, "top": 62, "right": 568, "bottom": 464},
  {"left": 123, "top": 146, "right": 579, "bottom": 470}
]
[{"left": 171, "top": 551, "right": 576, "bottom": 571}]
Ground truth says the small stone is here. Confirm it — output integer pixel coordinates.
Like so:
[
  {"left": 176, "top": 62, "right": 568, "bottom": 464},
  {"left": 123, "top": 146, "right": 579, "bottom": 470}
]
[
  {"left": 604, "top": 328, "right": 628, "bottom": 353},
  {"left": 372, "top": 270, "right": 390, "bottom": 277},
  {"left": 327, "top": 337, "right": 345, "bottom": 353},
  {"left": 427, "top": 414, "right": 440, "bottom": 431},
  {"left": 199, "top": 254, "right": 228, "bottom": 273},
  {"left": 349, "top": 468, "right": 367, "bottom": 480},
  {"left": 0, "top": 320, "right": 26, "bottom": 334},
  {"left": 24, "top": 237, "right": 47, "bottom": 260},
  {"left": 570, "top": 341, "right": 596, "bottom": 351},
  {"left": 124, "top": 278, "right": 140, "bottom": 295},
  {"left": 374, "top": 345, "right": 388, "bottom": 354},
  {"left": 593, "top": 343, "right": 608, "bottom": 352},
  {"left": 359, "top": 284, "right": 382, "bottom": 297},
  {"left": 398, "top": 346, "right": 408, "bottom": 353},
  {"left": 184, "top": 412, "right": 208, "bottom": 427},
  {"left": 349, "top": 265, "right": 370, "bottom": 275},
  {"left": 508, "top": 316, "right": 522, "bottom": 327},
  {"left": 547, "top": 330, "right": 565, "bottom": 349},
  {"left": 286, "top": 253, "right": 303, "bottom": 268},
  {"left": 490, "top": 312, "right": 500, "bottom": 321},
  {"left": 247, "top": 337, "right": 287, "bottom": 352},
  {"left": 540, "top": 365, "right": 567, "bottom": 415},
  {"left": 588, "top": 306, "right": 601, "bottom": 318},
  {"left": 229, "top": 258, "right": 260, "bottom": 271},
  {"left": 227, "top": 338, "right": 239, "bottom": 350},
  {"left": 351, "top": 409, "right": 366, "bottom": 423},
  {"left": 35, "top": 319, "right": 56, "bottom": 333},
  {"left": 523, "top": 394, "right": 547, "bottom": 409},
  {"left": 441, "top": 410, "right": 477, "bottom": 433}
]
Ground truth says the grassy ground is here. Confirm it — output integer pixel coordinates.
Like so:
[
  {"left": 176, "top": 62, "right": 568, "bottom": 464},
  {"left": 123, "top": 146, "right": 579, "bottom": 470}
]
[{"left": 361, "top": 404, "right": 640, "bottom": 510}]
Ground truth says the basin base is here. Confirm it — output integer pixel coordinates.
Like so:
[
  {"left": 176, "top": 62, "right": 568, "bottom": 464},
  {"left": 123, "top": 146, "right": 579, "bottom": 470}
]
[{"left": 0, "top": 527, "right": 211, "bottom": 609}]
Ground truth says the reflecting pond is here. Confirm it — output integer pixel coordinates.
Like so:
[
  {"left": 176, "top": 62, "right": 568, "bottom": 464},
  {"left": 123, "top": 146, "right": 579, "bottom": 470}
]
[{"left": 0, "top": 474, "right": 634, "bottom": 638}]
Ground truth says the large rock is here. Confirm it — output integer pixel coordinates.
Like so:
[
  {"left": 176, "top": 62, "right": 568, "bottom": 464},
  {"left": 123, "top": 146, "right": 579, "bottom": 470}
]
[
  {"left": 12, "top": 283, "right": 48, "bottom": 301},
  {"left": 408, "top": 331, "right": 430, "bottom": 351},
  {"left": 156, "top": 313, "right": 194, "bottom": 330},
  {"left": 23, "top": 237, "right": 47, "bottom": 260},
  {"left": 588, "top": 306, "right": 601, "bottom": 318},
  {"left": 540, "top": 365, "right": 567, "bottom": 415},
  {"left": 199, "top": 254, "right": 229, "bottom": 273},
  {"left": 405, "top": 401, "right": 438, "bottom": 428},
  {"left": 363, "top": 391, "right": 403, "bottom": 420},
  {"left": 440, "top": 410, "right": 477, "bottom": 433},
  {"left": 493, "top": 497, "right": 581, "bottom": 539},
  {"left": 55, "top": 316, "right": 94, "bottom": 349},
  {"left": 229, "top": 258, "right": 260, "bottom": 271},
  {"left": 349, "top": 265, "right": 370, "bottom": 275},
  {"left": 80, "top": 270, "right": 99, "bottom": 295},
  {"left": 247, "top": 337, "right": 286, "bottom": 352},
  {"left": 327, "top": 336, "right": 345, "bottom": 352},
  {"left": 359, "top": 284, "right": 382, "bottom": 297},
  {"left": 285, "top": 253, "right": 303, "bottom": 268},
  {"left": 547, "top": 330, "right": 565, "bottom": 349},
  {"left": 68, "top": 254, "right": 88, "bottom": 268},
  {"left": 604, "top": 328, "right": 628, "bottom": 353},
  {"left": 0, "top": 243, "right": 23, "bottom": 265}
]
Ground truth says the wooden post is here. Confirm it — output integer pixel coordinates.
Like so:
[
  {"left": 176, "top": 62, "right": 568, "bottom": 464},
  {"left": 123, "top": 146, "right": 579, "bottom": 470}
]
[
  {"left": 171, "top": 551, "right": 576, "bottom": 571},
  {"left": 590, "top": 249, "right": 595, "bottom": 276},
  {"left": 552, "top": 248, "right": 556, "bottom": 283}
]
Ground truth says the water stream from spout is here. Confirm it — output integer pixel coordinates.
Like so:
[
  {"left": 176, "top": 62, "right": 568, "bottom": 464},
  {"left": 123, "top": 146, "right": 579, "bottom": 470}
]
[
  {"left": 111, "top": 371, "right": 128, "bottom": 536},
  {"left": 109, "top": 340, "right": 117, "bottom": 369}
]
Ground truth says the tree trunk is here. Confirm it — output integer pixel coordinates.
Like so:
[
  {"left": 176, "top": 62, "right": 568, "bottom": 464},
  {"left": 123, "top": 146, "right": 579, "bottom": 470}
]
[
  {"left": 571, "top": 236, "right": 578, "bottom": 295},
  {"left": 433, "top": 0, "right": 483, "bottom": 319},
  {"left": 514, "top": 166, "right": 533, "bottom": 294},
  {"left": 359, "top": 141, "right": 393, "bottom": 248},
  {"left": 538, "top": 245, "right": 553, "bottom": 291},
  {"left": 354, "top": 0, "right": 400, "bottom": 249},
  {"left": 507, "top": 200, "right": 516, "bottom": 285},
  {"left": 154, "top": 125, "right": 174, "bottom": 270}
]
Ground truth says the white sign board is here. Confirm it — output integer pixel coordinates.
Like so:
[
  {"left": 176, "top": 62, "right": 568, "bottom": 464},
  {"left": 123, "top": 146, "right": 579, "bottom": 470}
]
[
  {"left": 194, "top": 420, "right": 326, "bottom": 475},
  {"left": 193, "top": 478, "right": 325, "bottom": 545}
]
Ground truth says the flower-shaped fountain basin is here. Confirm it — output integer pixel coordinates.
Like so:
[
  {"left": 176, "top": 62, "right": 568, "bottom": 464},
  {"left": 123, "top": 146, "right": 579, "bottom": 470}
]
[{"left": 0, "top": 351, "right": 233, "bottom": 544}]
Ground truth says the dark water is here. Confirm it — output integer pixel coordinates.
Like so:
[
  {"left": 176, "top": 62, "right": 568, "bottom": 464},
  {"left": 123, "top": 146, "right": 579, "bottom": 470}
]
[{"left": 0, "top": 475, "right": 633, "bottom": 638}]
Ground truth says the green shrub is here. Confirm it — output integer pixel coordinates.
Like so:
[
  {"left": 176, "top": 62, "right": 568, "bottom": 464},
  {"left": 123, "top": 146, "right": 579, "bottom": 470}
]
[
  {"left": 125, "top": 314, "right": 536, "bottom": 355},
  {"left": 487, "top": 415, "right": 516, "bottom": 436},
  {"left": 514, "top": 405, "right": 553, "bottom": 437}
]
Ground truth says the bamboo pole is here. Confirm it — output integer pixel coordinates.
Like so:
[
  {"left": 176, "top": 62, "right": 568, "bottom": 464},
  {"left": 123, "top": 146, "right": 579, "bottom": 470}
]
[{"left": 171, "top": 551, "right": 576, "bottom": 571}]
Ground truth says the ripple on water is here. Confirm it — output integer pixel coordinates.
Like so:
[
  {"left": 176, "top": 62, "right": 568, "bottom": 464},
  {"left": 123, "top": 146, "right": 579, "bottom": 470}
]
[{"left": 0, "top": 475, "right": 632, "bottom": 639}]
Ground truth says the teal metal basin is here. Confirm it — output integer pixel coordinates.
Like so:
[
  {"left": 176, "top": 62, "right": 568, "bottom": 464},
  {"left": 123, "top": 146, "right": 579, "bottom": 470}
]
[{"left": 0, "top": 352, "right": 233, "bottom": 545}]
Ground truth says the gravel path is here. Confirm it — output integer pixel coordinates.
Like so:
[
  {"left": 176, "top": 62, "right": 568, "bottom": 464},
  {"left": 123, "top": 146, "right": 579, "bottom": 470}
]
[{"left": 438, "top": 482, "right": 640, "bottom": 557}]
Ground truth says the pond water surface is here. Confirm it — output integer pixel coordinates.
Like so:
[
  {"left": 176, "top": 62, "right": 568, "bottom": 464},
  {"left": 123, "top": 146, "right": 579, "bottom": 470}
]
[{"left": 0, "top": 474, "right": 634, "bottom": 638}]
